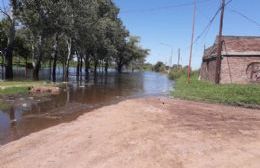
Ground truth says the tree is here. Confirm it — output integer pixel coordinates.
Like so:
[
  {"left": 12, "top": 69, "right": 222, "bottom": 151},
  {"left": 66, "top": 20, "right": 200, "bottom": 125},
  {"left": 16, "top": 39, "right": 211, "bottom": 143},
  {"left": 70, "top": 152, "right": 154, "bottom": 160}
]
[
  {"left": 19, "top": 0, "right": 70, "bottom": 80},
  {"left": 116, "top": 36, "right": 149, "bottom": 73},
  {"left": 0, "top": 19, "right": 8, "bottom": 79},
  {"left": 153, "top": 61, "right": 166, "bottom": 72},
  {"left": 0, "top": 0, "right": 20, "bottom": 80},
  {"left": 1, "top": 0, "right": 150, "bottom": 81}
]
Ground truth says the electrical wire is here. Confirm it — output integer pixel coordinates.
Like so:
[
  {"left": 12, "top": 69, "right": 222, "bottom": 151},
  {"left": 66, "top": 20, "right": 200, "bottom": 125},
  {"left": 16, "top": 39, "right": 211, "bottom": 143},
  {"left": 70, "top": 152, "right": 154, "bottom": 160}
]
[
  {"left": 193, "top": 0, "right": 234, "bottom": 46},
  {"left": 228, "top": 7, "right": 260, "bottom": 27},
  {"left": 120, "top": 0, "right": 214, "bottom": 14},
  {"left": 193, "top": 8, "right": 221, "bottom": 45}
]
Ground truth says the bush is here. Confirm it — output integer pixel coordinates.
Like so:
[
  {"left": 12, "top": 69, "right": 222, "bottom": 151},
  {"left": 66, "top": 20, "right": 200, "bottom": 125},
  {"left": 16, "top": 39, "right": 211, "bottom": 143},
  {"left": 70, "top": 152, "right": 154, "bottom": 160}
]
[
  {"left": 168, "top": 69, "right": 187, "bottom": 80},
  {"left": 153, "top": 61, "right": 166, "bottom": 72},
  {"left": 168, "top": 67, "right": 196, "bottom": 80}
]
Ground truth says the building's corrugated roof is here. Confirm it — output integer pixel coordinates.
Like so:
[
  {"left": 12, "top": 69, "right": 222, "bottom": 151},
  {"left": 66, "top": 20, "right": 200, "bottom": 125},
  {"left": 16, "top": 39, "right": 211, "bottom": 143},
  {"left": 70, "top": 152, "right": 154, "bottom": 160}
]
[{"left": 203, "top": 36, "right": 260, "bottom": 59}]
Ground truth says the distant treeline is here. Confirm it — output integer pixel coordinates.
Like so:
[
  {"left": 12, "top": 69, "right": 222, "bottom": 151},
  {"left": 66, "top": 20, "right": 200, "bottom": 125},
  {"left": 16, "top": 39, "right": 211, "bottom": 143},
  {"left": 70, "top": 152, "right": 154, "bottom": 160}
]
[
  {"left": 145, "top": 61, "right": 193, "bottom": 80},
  {"left": 0, "top": 0, "right": 149, "bottom": 81}
]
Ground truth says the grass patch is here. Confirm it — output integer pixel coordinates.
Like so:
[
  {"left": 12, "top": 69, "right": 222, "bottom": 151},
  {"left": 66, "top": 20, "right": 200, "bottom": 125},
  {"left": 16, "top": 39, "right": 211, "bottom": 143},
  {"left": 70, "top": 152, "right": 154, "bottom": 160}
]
[
  {"left": 0, "top": 81, "right": 60, "bottom": 96},
  {"left": 0, "top": 81, "right": 47, "bottom": 89},
  {"left": 0, "top": 87, "right": 29, "bottom": 95},
  {"left": 168, "top": 69, "right": 186, "bottom": 80},
  {"left": 0, "top": 101, "right": 11, "bottom": 110},
  {"left": 173, "top": 72, "right": 260, "bottom": 107}
]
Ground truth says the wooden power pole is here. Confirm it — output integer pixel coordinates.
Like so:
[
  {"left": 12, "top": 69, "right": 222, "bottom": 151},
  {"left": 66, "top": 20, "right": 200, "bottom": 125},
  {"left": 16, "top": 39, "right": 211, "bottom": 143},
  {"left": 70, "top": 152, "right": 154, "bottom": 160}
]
[
  {"left": 170, "top": 48, "right": 173, "bottom": 67},
  {"left": 188, "top": 0, "right": 196, "bottom": 83},
  {"left": 215, "top": 0, "right": 226, "bottom": 84}
]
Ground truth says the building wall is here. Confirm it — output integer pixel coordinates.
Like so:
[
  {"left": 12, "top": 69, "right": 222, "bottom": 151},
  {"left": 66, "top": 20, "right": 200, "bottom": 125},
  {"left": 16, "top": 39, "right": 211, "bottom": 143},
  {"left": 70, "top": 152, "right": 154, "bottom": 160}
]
[
  {"left": 200, "top": 59, "right": 217, "bottom": 83},
  {"left": 220, "top": 56, "right": 260, "bottom": 84},
  {"left": 200, "top": 56, "right": 260, "bottom": 84}
]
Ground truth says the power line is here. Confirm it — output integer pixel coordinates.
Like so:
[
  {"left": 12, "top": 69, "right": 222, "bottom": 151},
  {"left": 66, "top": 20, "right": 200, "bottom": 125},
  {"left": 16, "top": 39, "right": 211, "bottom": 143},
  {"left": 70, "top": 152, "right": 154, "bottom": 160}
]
[
  {"left": 193, "top": 0, "right": 233, "bottom": 46},
  {"left": 228, "top": 7, "right": 260, "bottom": 27},
  {"left": 193, "top": 7, "right": 221, "bottom": 45},
  {"left": 120, "top": 0, "right": 214, "bottom": 14}
]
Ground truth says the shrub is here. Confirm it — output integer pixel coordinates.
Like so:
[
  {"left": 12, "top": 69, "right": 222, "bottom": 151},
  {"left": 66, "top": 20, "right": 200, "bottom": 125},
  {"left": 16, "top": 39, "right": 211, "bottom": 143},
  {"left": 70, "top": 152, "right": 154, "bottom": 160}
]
[
  {"left": 153, "top": 61, "right": 166, "bottom": 72},
  {"left": 168, "top": 69, "right": 186, "bottom": 80}
]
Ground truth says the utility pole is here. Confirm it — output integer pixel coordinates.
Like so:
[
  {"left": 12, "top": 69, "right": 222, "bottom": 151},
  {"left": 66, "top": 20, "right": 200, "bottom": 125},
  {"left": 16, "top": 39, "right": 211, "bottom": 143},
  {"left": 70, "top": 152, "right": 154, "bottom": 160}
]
[
  {"left": 188, "top": 0, "right": 196, "bottom": 83},
  {"left": 177, "top": 48, "right": 181, "bottom": 69},
  {"left": 215, "top": 0, "right": 225, "bottom": 84}
]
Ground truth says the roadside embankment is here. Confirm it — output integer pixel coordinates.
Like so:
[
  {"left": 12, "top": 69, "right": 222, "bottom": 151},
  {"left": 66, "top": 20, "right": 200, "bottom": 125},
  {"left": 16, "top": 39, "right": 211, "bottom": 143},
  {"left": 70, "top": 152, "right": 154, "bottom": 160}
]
[
  {"left": 0, "top": 97, "right": 260, "bottom": 168},
  {"left": 171, "top": 72, "right": 260, "bottom": 108}
]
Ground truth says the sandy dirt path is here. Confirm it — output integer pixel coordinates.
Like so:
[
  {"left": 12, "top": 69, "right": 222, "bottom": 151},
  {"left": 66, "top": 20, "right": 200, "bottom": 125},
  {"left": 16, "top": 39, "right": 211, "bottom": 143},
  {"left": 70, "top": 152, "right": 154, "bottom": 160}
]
[{"left": 0, "top": 97, "right": 260, "bottom": 168}]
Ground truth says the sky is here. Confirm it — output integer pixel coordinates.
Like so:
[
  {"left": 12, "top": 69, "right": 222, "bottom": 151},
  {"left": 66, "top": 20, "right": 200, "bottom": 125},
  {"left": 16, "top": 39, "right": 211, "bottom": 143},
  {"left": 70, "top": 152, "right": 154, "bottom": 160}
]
[{"left": 114, "top": 0, "right": 260, "bottom": 69}]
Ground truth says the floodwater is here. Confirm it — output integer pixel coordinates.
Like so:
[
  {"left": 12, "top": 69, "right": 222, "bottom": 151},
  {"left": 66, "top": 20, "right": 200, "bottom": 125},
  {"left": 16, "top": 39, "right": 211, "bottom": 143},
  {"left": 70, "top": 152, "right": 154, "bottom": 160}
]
[{"left": 0, "top": 71, "right": 173, "bottom": 145}]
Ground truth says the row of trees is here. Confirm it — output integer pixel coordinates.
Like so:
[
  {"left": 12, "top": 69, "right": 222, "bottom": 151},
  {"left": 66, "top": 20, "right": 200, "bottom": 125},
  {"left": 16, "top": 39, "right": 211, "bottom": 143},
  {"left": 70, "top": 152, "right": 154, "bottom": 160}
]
[
  {"left": 153, "top": 61, "right": 187, "bottom": 73},
  {"left": 0, "top": 0, "right": 149, "bottom": 81}
]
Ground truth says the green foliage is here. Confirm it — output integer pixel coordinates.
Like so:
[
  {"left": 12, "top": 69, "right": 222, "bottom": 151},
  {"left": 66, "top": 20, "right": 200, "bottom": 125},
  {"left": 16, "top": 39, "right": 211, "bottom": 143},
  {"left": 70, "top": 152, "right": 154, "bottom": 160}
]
[
  {"left": 0, "top": 87, "right": 28, "bottom": 95},
  {"left": 169, "top": 68, "right": 187, "bottom": 80},
  {"left": 0, "top": 19, "right": 8, "bottom": 50},
  {"left": 173, "top": 72, "right": 260, "bottom": 107},
  {"left": 0, "top": 80, "right": 63, "bottom": 95},
  {"left": 153, "top": 61, "right": 166, "bottom": 72},
  {"left": 143, "top": 63, "right": 153, "bottom": 71},
  {"left": 0, "top": 0, "right": 149, "bottom": 80},
  {"left": 14, "top": 31, "right": 31, "bottom": 59},
  {"left": 0, "top": 101, "right": 11, "bottom": 110},
  {"left": 168, "top": 66, "right": 192, "bottom": 80}
]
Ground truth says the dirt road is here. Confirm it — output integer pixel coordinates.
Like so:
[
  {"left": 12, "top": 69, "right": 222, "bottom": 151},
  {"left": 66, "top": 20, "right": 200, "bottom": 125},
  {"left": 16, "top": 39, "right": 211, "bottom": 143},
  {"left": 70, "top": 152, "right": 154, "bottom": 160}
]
[{"left": 1, "top": 97, "right": 260, "bottom": 168}]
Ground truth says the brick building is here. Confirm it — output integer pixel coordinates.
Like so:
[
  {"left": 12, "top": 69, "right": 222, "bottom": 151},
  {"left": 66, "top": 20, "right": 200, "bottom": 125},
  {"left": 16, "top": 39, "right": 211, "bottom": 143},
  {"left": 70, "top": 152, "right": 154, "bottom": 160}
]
[{"left": 200, "top": 36, "right": 260, "bottom": 84}]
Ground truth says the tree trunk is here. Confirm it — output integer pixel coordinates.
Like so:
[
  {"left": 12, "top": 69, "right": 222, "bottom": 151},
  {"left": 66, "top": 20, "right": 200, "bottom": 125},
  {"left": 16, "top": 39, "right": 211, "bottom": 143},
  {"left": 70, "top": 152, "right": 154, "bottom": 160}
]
[
  {"left": 33, "top": 35, "right": 43, "bottom": 81},
  {"left": 33, "top": 62, "right": 40, "bottom": 80},
  {"left": 52, "top": 34, "right": 59, "bottom": 82},
  {"left": 105, "top": 60, "right": 109, "bottom": 74},
  {"left": 1, "top": 0, "right": 19, "bottom": 80},
  {"left": 76, "top": 54, "right": 80, "bottom": 80},
  {"left": 1, "top": 53, "right": 5, "bottom": 80},
  {"left": 64, "top": 38, "right": 72, "bottom": 82},
  {"left": 48, "top": 59, "right": 52, "bottom": 81},
  {"left": 25, "top": 56, "right": 28, "bottom": 78},
  {"left": 65, "top": 61, "right": 70, "bottom": 81},
  {"left": 94, "top": 60, "right": 98, "bottom": 76},
  {"left": 5, "top": 49, "right": 13, "bottom": 80},
  {"left": 101, "top": 60, "right": 104, "bottom": 74},
  {"left": 62, "top": 62, "right": 65, "bottom": 80},
  {"left": 79, "top": 55, "right": 83, "bottom": 80},
  {"left": 117, "top": 64, "right": 123, "bottom": 73},
  {"left": 84, "top": 56, "right": 90, "bottom": 80},
  {"left": 4, "top": 13, "right": 16, "bottom": 80}
]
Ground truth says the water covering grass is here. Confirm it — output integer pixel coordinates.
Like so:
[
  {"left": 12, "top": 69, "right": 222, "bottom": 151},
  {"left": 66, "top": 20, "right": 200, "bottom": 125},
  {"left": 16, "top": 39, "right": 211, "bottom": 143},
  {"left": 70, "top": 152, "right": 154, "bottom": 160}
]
[
  {"left": 0, "top": 87, "right": 29, "bottom": 95},
  {"left": 173, "top": 72, "right": 260, "bottom": 107},
  {"left": 0, "top": 81, "right": 47, "bottom": 88},
  {"left": 0, "top": 81, "right": 57, "bottom": 95}
]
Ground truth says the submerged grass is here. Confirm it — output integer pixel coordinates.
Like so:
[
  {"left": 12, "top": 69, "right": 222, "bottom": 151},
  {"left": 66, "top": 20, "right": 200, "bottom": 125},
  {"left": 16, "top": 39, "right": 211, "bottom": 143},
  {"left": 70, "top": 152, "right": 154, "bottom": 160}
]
[
  {"left": 0, "top": 81, "right": 47, "bottom": 88},
  {"left": 0, "top": 81, "right": 59, "bottom": 96},
  {"left": 0, "top": 87, "right": 29, "bottom": 95},
  {"left": 0, "top": 100, "right": 11, "bottom": 110},
  {"left": 173, "top": 72, "right": 260, "bottom": 107}
]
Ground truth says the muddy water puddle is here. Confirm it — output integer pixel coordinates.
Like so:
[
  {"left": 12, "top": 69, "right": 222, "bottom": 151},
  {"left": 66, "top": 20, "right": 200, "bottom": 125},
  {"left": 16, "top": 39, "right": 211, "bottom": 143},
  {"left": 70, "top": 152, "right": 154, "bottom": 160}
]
[{"left": 0, "top": 72, "right": 173, "bottom": 145}]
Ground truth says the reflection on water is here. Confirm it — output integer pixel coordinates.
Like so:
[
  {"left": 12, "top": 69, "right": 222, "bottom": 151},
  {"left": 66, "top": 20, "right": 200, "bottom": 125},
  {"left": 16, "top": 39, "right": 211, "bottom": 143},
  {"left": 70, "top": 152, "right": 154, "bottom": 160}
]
[{"left": 0, "top": 71, "right": 173, "bottom": 145}]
